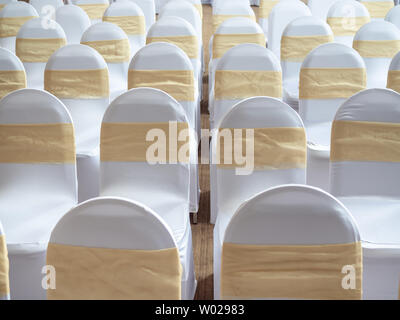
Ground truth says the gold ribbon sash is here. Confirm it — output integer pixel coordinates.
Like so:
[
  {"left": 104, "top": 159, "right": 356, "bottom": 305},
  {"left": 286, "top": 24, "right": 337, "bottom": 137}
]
[
  {"left": 0, "top": 234, "right": 9, "bottom": 298},
  {"left": 212, "top": 14, "right": 256, "bottom": 33},
  {"left": 103, "top": 15, "right": 146, "bottom": 36},
  {"left": 45, "top": 68, "right": 109, "bottom": 99},
  {"left": 361, "top": 1, "right": 394, "bottom": 18},
  {"left": 331, "top": 120, "right": 400, "bottom": 163},
  {"left": 147, "top": 35, "right": 199, "bottom": 59},
  {"left": 0, "top": 123, "right": 75, "bottom": 164},
  {"left": 217, "top": 127, "right": 306, "bottom": 170},
  {"left": 47, "top": 243, "right": 182, "bottom": 300},
  {"left": 299, "top": 68, "right": 366, "bottom": 99},
  {"left": 221, "top": 242, "right": 362, "bottom": 300},
  {"left": 387, "top": 70, "right": 400, "bottom": 93},
  {"left": 16, "top": 38, "right": 66, "bottom": 63},
  {"left": 281, "top": 35, "right": 333, "bottom": 62},
  {"left": 214, "top": 70, "right": 282, "bottom": 100},
  {"left": 259, "top": 0, "right": 279, "bottom": 19},
  {"left": 353, "top": 40, "right": 400, "bottom": 58},
  {"left": 0, "top": 16, "right": 36, "bottom": 38},
  {"left": 327, "top": 17, "right": 370, "bottom": 36},
  {"left": 77, "top": 3, "right": 108, "bottom": 20},
  {"left": 0, "top": 70, "right": 26, "bottom": 99},
  {"left": 81, "top": 39, "right": 130, "bottom": 63},
  {"left": 194, "top": 3, "right": 203, "bottom": 19},
  {"left": 212, "top": 33, "right": 265, "bottom": 59},
  {"left": 128, "top": 69, "right": 195, "bottom": 101},
  {"left": 101, "top": 122, "right": 190, "bottom": 163}
]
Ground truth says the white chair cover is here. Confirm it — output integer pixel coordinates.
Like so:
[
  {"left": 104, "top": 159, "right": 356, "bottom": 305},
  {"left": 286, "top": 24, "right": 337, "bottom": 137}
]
[
  {"left": 330, "top": 88, "right": 400, "bottom": 299},
  {"left": 0, "top": 0, "right": 16, "bottom": 11},
  {"left": 127, "top": 0, "right": 155, "bottom": 33},
  {"left": 258, "top": 0, "right": 280, "bottom": 37},
  {"left": 307, "top": 0, "right": 341, "bottom": 20},
  {"left": 0, "top": 89, "right": 77, "bottom": 299},
  {"left": 385, "top": 3, "right": 400, "bottom": 28},
  {"left": 0, "top": 221, "right": 9, "bottom": 300},
  {"left": 0, "top": 47, "right": 26, "bottom": 100},
  {"left": 100, "top": 88, "right": 196, "bottom": 299},
  {"left": 55, "top": 4, "right": 91, "bottom": 44},
  {"left": 29, "top": 0, "right": 63, "bottom": 18},
  {"left": 72, "top": 0, "right": 109, "bottom": 25}
]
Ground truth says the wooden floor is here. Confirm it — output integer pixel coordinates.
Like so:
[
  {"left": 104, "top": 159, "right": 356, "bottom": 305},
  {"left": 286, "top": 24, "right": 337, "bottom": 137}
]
[{"left": 191, "top": 4, "right": 259, "bottom": 300}]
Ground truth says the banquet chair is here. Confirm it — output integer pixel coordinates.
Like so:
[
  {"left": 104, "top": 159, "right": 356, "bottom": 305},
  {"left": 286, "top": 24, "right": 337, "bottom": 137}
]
[
  {"left": 103, "top": 1, "right": 146, "bottom": 57},
  {"left": 16, "top": 17, "right": 66, "bottom": 89},
  {"left": 358, "top": 0, "right": 394, "bottom": 20},
  {"left": 55, "top": 4, "right": 91, "bottom": 44},
  {"left": 327, "top": 0, "right": 370, "bottom": 47},
  {"left": 99, "top": 88, "right": 196, "bottom": 299},
  {"left": 299, "top": 42, "right": 366, "bottom": 191},
  {"left": 0, "top": 89, "right": 77, "bottom": 299},
  {"left": 217, "top": 185, "right": 362, "bottom": 300},
  {"left": 385, "top": 4, "right": 400, "bottom": 29},
  {"left": 281, "top": 16, "right": 333, "bottom": 111},
  {"left": 46, "top": 197, "right": 183, "bottom": 300},
  {"left": 0, "top": 2, "right": 38, "bottom": 53},
  {"left": 45, "top": 44, "right": 109, "bottom": 202},
  {"left": 211, "top": 97, "right": 307, "bottom": 296},
  {"left": 387, "top": 51, "right": 400, "bottom": 93},
  {"left": 307, "top": 0, "right": 341, "bottom": 20},
  {"left": 0, "top": 221, "right": 9, "bottom": 300},
  {"left": 0, "top": 48, "right": 26, "bottom": 100},
  {"left": 0, "top": 0, "right": 16, "bottom": 11},
  {"left": 258, "top": 0, "right": 280, "bottom": 36},
  {"left": 73, "top": 0, "right": 109, "bottom": 24},
  {"left": 353, "top": 20, "right": 400, "bottom": 88},
  {"left": 330, "top": 88, "right": 400, "bottom": 299},
  {"left": 128, "top": 43, "right": 200, "bottom": 213},
  {"left": 29, "top": 0, "right": 63, "bottom": 18},
  {"left": 183, "top": 0, "right": 203, "bottom": 19},
  {"left": 128, "top": 0, "right": 155, "bottom": 33},
  {"left": 81, "top": 22, "right": 130, "bottom": 99},
  {"left": 268, "top": 0, "right": 311, "bottom": 60}
]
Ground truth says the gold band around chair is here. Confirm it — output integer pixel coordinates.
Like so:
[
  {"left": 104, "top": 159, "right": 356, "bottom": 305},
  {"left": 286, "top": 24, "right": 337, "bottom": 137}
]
[
  {"left": 387, "top": 70, "right": 400, "bottom": 93},
  {"left": 128, "top": 69, "right": 195, "bottom": 101},
  {"left": 46, "top": 243, "right": 182, "bottom": 300},
  {"left": 214, "top": 70, "right": 282, "bottom": 100},
  {"left": 212, "top": 14, "right": 256, "bottom": 33},
  {"left": 331, "top": 120, "right": 400, "bottom": 163},
  {"left": 299, "top": 68, "right": 366, "bottom": 100},
  {"left": 45, "top": 68, "right": 109, "bottom": 99},
  {"left": 216, "top": 127, "right": 306, "bottom": 170},
  {"left": 221, "top": 242, "right": 362, "bottom": 300},
  {"left": 0, "top": 16, "right": 36, "bottom": 38},
  {"left": 0, "top": 123, "right": 75, "bottom": 164},
  {"left": 103, "top": 15, "right": 146, "bottom": 36},
  {"left": 0, "top": 70, "right": 26, "bottom": 99},
  {"left": 281, "top": 35, "right": 334, "bottom": 62},
  {"left": 77, "top": 3, "right": 109, "bottom": 20},
  {"left": 361, "top": 1, "right": 393, "bottom": 18},
  {"left": 212, "top": 33, "right": 265, "bottom": 59},
  {"left": 101, "top": 122, "right": 190, "bottom": 163},
  {"left": 81, "top": 39, "right": 130, "bottom": 63},
  {"left": 16, "top": 38, "right": 66, "bottom": 63},
  {"left": 147, "top": 35, "right": 199, "bottom": 59},
  {"left": 259, "top": 0, "right": 279, "bottom": 19},
  {"left": 327, "top": 17, "right": 370, "bottom": 36},
  {"left": 353, "top": 40, "right": 400, "bottom": 58},
  {"left": 0, "top": 234, "right": 9, "bottom": 298}
]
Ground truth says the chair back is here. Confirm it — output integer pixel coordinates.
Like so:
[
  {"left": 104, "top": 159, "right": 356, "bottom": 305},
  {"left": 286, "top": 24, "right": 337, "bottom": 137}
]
[
  {"left": 0, "top": 47, "right": 26, "bottom": 100},
  {"left": 55, "top": 4, "right": 91, "bottom": 44}
]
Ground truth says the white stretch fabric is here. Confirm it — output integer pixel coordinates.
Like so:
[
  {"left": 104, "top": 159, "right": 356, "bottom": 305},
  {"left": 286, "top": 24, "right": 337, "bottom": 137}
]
[
  {"left": 307, "top": 0, "right": 340, "bottom": 20},
  {"left": 0, "top": 221, "right": 9, "bottom": 300},
  {"left": 218, "top": 184, "right": 361, "bottom": 299},
  {"left": 212, "top": 97, "right": 306, "bottom": 298},
  {"left": 0, "top": 47, "right": 26, "bottom": 98},
  {"left": 385, "top": 4, "right": 400, "bottom": 28},
  {"left": 29, "top": 0, "right": 63, "bottom": 18},
  {"left": 55, "top": 5, "right": 90, "bottom": 44},
  {"left": 100, "top": 88, "right": 196, "bottom": 299},
  {"left": 299, "top": 42, "right": 365, "bottom": 191},
  {"left": 258, "top": 0, "right": 280, "bottom": 36},
  {"left": 72, "top": 0, "right": 109, "bottom": 25},
  {"left": 0, "top": 89, "right": 77, "bottom": 299},
  {"left": 330, "top": 88, "right": 400, "bottom": 300},
  {"left": 127, "top": 0, "right": 155, "bottom": 33}
]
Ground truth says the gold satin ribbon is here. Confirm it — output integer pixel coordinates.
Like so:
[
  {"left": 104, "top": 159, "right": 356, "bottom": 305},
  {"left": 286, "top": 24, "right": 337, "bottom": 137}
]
[
  {"left": 147, "top": 35, "right": 199, "bottom": 59},
  {"left": 299, "top": 68, "right": 366, "bottom": 99},
  {"left": 0, "top": 16, "right": 36, "bottom": 38},
  {"left": 327, "top": 17, "right": 370, "bottom": 36},
  {"left": 0, "top": 234, "right": 9, "bottom": 298},
  {"left": 217, "top": 127, "right": 306, "bottom": 170},
  {"left": 387, "top": 70, "right": 400, "bottom": 93},
  {"left": 353, "top": 40, "right": 400, "bottom": 58},
  {"left": 331, "top": 120, "right": 400, "bottom": 163},
  {"left": 281, "top": 35, "right": 333, "bottom": 62},
  {"left": 128, "top": 69, "right": 195, "bottom": 101},
  {"left": 16, "top": 38, "right": 66, "bottom": 63},
  {"left": 47, "top": 243, "right": 182, "bottom": 300},
  {"left": 81, "top": 39, "right": 130, "bottom": 63},
  {"left": 101, "top": 122, "right": 190, "bottom": 163},
  {"left": 0, "top": 70, "right": 26, "bottom": 99},
  {"left": 259, "top": 0, "right": 279, "bottom": 19},
  {"left": 77, "top": 3, "right": 109, "bottom": 20},
  {"left": 361, "top": 1, "right": 394, "bottom": 18},
  {"left": 212, "top": 33, "right": 265, "bottom": 59},
  {"left": 221, "top": 242, "right": 362, "bottom": 300},
  {"left": 194, "top": 3, "right": 203, "bottom": 19},
  {"left": 45, "top": 68, "right": 109, "bottom": 99},
  {"left": 212, "top": 14, "right": 256, "bottom": 33},
  {"left": 103, "top": 15, "right": 146, "bottom": 35},
  {"left": 214, "top": 70, "right": 282, "bottom": 99},
  {"left": 0, "top": 123, "right": 75, "bottom": 164}
]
